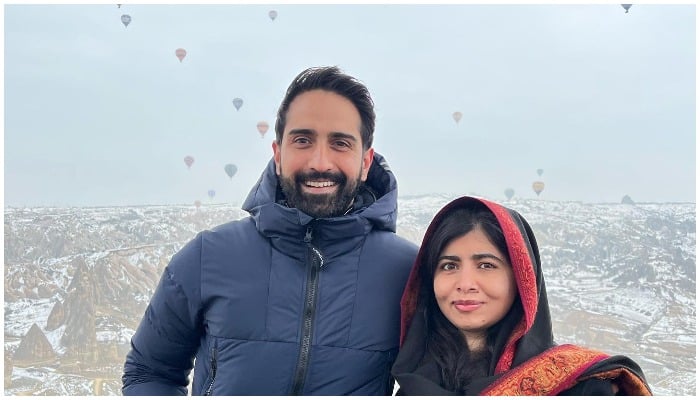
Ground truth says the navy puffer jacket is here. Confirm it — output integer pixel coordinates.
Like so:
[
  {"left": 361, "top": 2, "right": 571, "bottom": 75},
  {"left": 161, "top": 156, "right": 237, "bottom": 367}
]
[{"left": 122, "top": 153, "right": 418, "bottom": 395}]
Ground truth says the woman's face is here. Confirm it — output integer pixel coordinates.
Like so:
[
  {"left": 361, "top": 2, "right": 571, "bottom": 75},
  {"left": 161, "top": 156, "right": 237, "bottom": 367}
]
[{"left": 433, "top": 227, "right": 517, "bottom": 345}]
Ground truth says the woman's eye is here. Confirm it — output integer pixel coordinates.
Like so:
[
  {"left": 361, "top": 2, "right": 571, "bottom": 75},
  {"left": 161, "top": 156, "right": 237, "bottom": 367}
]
[
  {"left": 478, "top": 262, "right": 495, "bottom": 269},
  {"left": 439, "top": 263, "right": 457, "bottom": 271}
]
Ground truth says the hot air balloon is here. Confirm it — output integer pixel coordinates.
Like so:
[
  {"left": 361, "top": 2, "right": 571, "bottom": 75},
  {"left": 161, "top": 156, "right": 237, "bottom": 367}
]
[
  {"left": 117, "top": 4, "right": 122, "bottom": 8},
  {"left": 208, "top": 189, "right": 216, "bottom": 200},
  {"left": 175, "top": 48, "right": 187, "bottom": 62},
  {"left": 452, "top": 111, "right": 463, "bottom": 124},
  {"left": 504, "top": 188, "right": 515, "bottom": 201},
  {"left": 224, "top": 163, "right": 238, "bottom": 180},
  {"left": 232, "top": 98, "right": 243, "bottom": 111},
  {"left": 257, "top": 121, "right": 270, "bottom": 138},
  {"left": 269, "top": 10, "right": 278, "bottom": 21},
  {"left": 621, "top": 4, "right": 632, "bottom": 13},
  {"left": 121, "top": 14, "right": 131, "bottom": 27},
  {"left": 194, "top": 200, "right": 202, "bottom": 210},
  {"left": 532, "top": 181, "right": 545, "bottom": 197},
  {"left": 184, "top": 155, "right": 194, "bottom": 169},
  {"left": 537, "top": 168, "right": 544, "bottom": 177}
]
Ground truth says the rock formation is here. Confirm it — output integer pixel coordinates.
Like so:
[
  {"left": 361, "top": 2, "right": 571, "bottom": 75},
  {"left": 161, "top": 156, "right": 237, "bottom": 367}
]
[
  {"left": 60, "top": 258, "right": 97, "bottom": 363},
  {"left": 13, "top": 323, "right": 56, "bottom": 367},
  {"left": 46, "top": 300, "right": 65, "bottom": 331}
]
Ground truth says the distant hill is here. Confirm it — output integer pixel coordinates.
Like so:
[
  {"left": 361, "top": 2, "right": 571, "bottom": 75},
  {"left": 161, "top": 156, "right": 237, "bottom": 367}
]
[{"left": 3, "top": 196, "right": 695, "bottom": 395}]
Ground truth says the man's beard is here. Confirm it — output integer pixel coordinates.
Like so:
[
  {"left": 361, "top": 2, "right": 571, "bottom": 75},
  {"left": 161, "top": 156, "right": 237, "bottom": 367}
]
[{"left": 278, "top": 169, "right": 363, "bottom": 218}]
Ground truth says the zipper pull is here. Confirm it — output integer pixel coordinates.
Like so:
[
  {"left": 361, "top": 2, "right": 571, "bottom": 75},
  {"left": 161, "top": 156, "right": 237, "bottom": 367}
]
[
  {"left": 304, "top": 225, "right": 313, "bottom": 243},
  {"left": 304, "top": 224, "right": 325, "bottom": 269}
]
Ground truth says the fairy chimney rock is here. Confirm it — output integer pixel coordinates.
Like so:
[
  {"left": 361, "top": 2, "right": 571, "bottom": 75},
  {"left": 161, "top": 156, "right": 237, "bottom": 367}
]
[
  {"left": 13, "top": 323, "right": 56, "bottom": 367},
  {"left": 61, "top": 258, "right": 97, "bottom": 358},
  {"left": 46, "top": 300, "right": 65, "bottom": 331}
]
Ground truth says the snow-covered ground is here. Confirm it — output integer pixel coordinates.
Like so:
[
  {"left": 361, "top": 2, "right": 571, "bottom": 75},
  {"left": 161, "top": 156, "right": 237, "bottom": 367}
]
[{"left": 4, "top": 196, "right": 695, "bottom": 395}]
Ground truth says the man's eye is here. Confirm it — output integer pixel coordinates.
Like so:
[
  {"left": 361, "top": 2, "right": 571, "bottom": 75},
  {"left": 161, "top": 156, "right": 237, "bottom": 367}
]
[{"left": 293, "top": 137, "right": 311, "bottom": 144}]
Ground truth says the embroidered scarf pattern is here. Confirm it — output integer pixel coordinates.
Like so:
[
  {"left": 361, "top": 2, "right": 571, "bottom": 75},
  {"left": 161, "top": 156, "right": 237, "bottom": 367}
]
[{"left": 481, "top": 344, "right": 608, "bottom": 395}]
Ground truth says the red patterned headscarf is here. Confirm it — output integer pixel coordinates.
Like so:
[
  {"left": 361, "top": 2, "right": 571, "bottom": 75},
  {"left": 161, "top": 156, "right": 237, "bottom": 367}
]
[
  {"left": 395, "top": 196, "right": 651, "bottom": 395},
  {"left": 398, "top": 196, "right": 551, "bottom": 373}
]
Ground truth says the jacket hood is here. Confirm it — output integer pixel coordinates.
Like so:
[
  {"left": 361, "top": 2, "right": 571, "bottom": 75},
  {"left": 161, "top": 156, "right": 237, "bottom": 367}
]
[
  {"left": 396, "top": 196, "right": 554, "bottom": 378},
  {"left": 242, "top": 152, "right": 400, "bottom": 241}
]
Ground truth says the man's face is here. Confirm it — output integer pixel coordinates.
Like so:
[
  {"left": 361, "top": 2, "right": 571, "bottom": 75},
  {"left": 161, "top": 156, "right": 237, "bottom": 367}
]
[{"left": 273, "top": 89, "right": 374, "bottom": 218}]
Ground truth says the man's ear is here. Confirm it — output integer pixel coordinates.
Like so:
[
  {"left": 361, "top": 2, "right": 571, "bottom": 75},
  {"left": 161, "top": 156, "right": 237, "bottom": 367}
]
[
  {"left": 361, "top": 147, "right": 374, "bottom": 181},
  {"left": 272, "top": 141, "right": 281, "bottom": 175}
]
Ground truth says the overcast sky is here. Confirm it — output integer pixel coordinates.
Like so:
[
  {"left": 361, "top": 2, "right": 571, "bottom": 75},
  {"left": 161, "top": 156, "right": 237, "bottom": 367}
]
[{"left": 4, "top": 3, "right": 696, "bottom": 207}]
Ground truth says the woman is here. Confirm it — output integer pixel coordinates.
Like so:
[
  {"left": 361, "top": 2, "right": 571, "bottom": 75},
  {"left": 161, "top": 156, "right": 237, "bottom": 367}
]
[{"left": 391, "top": 196, "right": 652, "bottom": 395}]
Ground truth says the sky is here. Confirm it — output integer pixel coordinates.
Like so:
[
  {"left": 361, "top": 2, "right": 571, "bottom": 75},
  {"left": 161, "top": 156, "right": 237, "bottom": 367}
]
[{"left": 3, "top": 3, "right": 696, "bottom": 207}]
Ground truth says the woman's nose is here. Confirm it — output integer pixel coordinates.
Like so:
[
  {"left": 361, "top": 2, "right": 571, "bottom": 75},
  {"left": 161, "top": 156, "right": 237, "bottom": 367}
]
[{"left": 456, "top": 269, "right": 478, "bottom": 293}]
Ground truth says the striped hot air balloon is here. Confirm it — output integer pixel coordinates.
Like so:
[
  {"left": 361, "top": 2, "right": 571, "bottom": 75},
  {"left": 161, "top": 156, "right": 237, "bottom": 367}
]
[
  {"left": 532, "top": 181, "right": 545, "bottom": 197},
  {"left": 257, "top": 121, "right": 269, "bottom": 138},
  {"left": 175, "top": 48, "right": 187, "bottom": 62},
  {"left": 184, "top": 155, "right": 194, "bottom": 169}
]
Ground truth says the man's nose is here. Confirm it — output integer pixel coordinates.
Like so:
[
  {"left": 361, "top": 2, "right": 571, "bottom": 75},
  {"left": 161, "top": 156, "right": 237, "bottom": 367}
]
[{"left": 308, "top": 144, "right": 333, "bottom": 172}]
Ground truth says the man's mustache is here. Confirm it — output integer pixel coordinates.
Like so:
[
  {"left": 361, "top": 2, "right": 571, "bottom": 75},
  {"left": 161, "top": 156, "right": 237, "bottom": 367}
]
[{"left": 294, "top": 171, "right": 347, "bottom": 186}]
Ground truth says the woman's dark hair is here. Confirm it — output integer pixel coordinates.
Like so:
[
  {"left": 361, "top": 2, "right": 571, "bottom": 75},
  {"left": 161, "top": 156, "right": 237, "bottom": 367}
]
[
  {"left": 419, "top": 202, "right": 521, "bottom": 393},
  {"left": 274, "top": 66, "right": 375, "bottom": 151}
]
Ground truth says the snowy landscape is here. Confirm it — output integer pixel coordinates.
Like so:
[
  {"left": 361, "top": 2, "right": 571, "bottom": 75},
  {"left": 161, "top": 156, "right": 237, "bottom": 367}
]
[{"left": 3, "top": 194, "right": 695, "bottom": 395}]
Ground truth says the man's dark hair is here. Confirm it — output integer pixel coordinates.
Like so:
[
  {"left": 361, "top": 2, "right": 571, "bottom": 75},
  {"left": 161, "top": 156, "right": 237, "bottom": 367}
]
[{"left": 275, "top": 66, "right": 375, "bottom": 151}]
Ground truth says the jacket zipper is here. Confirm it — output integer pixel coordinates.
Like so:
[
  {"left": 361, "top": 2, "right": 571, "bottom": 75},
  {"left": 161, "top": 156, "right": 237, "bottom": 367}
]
[
  {"left": 290, "top": 225, "right": 324, "bottom": 395},
  {"left": 204, "top": 347, "right": 217, "bottom": 396}
]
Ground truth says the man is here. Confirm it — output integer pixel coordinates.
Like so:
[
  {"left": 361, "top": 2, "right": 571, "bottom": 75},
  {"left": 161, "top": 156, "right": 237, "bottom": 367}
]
[{"left": 122, "top": 66, "right": 418, "bottom": 395}]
